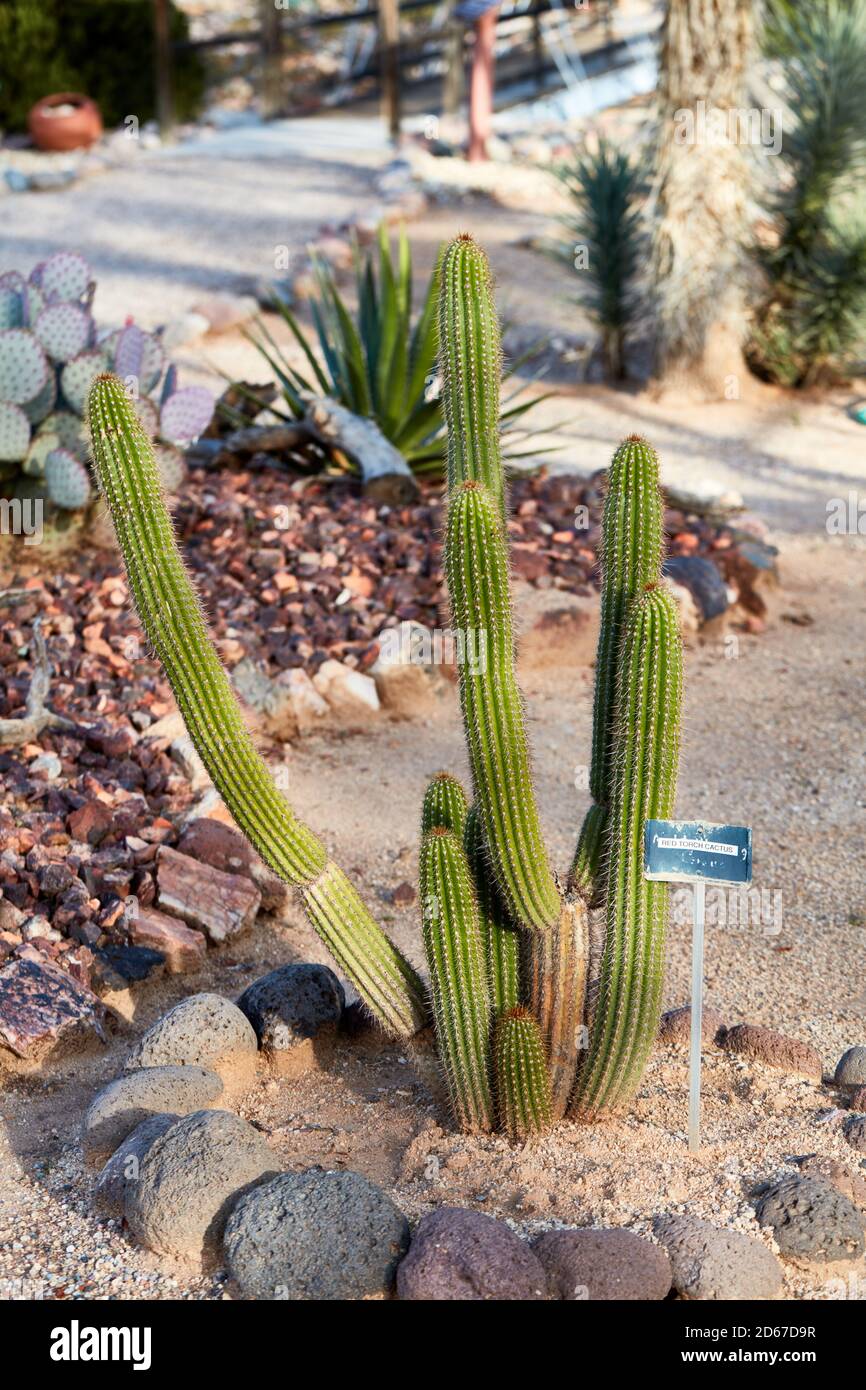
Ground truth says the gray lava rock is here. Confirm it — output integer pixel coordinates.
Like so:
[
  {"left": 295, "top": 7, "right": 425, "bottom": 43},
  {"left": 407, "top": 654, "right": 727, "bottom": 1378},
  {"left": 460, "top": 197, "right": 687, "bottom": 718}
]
[
  {"left": 796, "top": 1156, "right": 866, "bottom": 1214},
  {"left": 82, "top": 1065, "right": 224, "bottom": 1166},
  {"left": 754, "top": 1176, "right": 865, "bottom": 1263},
  {"left": 533, "top": 1227, "right": 671, "bottom": 1300},
  {"left": 396, "top": 1207, "right": 548, "bottom": 1301},
  {"left": 843, "top": 1115, "right": 866, "bottom": 1154},
  {"left": 722, "top": 1023, "right": 822, "bottom": 1080},
  {"left": 663, "top": 555, "right": 728, "bottom": 621},
  {"left": 653, "top": 1213, "right": 783, "bottom": 1299},
  {"left": 236, "top": 963, "right": 344, "bottom": 1075},
  {"left": 124, "top": 992, "right": 257, "bottom": 1096},
  {"left": 224, "top": 1169, "right": 409, "bottom": 1300},
  {"left": 125, "top": 1109, "right": 278, "bottom": 1260},
  {"left": 93, "top": 1113, "right": 179, "bottom": 1219},
  {"left": 835, "top": 1046, "right": 866, "bottom": 1089}
]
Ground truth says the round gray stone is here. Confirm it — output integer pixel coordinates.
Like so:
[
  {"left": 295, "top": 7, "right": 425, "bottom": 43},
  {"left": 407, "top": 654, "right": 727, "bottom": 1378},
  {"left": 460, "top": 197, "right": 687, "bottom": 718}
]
[
  {"left": 124, "top": 992, "right": 257, "bottom": 1093},
  {"left": 653, "top": 1213, "right": 783, "bottom": 1299},
  {"left": 532, "top": 1227, "right": 672, "bottom": 1300},
  {"left": 396, "top": 1207, "right": 548, "bottom": 1301},
  {"left": 82, "top": 1065, "right": 223, "bottom": 1166},
  {"left": 754, "top": 1176, "right": 865, "bottom": 1263},
  {"left": 835, "top": 1046, "right": 866, "bottom": 1088},
  {"left": 125, "top": 1109, "right": 278, "bottom": 1261},
  {"left": 93, "top": 1113, "right": 179, "bottom": 1220},
  {"left": 235, "top": 963, "right": 344, "bottom": 1073},
  {"left": 224, "top": 1169, "right": 409, "bottom": 1300}
]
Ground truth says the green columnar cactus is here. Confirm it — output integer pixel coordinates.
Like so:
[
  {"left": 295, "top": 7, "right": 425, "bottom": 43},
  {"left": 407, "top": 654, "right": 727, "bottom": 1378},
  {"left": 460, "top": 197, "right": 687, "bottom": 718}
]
[
  {"left": 445, "top": 479, "right": 561, "bottom": 932},
  {"left": 571, "top": 584, "right": 683, "bottom": 1119},
  {"left": 421, "top": 771, "right": 469, "bottom": 838},
  {"left": 569, "top": 435, "right": 663, "bottom": 901},
  {"left": 87, "top": 373, "right": 427, "bottom": 1040},
  {"left": 437, "top": 235, "right": 505, "bottom": 520},
  {"left": 420, "top": 827, "right": 494, "bottom": 1132},
  {"left": 463, "top": 804, "right": 520, "bottom": 1013},
  {"left": 525, "top": 895, "right": 588, "bottom": 1118},
  {"left": 494, "top": 1007, "right": 552, "bottom": 1142}
]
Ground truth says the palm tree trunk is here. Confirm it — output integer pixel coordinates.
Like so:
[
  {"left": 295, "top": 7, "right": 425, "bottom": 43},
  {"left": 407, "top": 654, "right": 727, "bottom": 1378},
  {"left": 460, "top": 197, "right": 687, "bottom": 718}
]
[{"left": 651, "top": 0, "right": 755, "bottom": 395}]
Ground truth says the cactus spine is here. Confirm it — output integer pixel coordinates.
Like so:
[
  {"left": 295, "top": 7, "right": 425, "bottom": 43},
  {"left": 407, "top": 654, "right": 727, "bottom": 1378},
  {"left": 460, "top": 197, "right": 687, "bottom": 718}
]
[
  {"left": 494, "top": 1007, "right": 552, "bottom": 1142},
  {"left": 570, "top": 436, "right": 663, "bottom": 902},
  {"left": 463, "top": 804, "right": 520, "bottom": 1014},
  {"left": 420, "top": 828, "right": 494, "bottom": 1132},
  {"left": 526, "top": 895, "right": 588, "bottom": 1119},
  {"left": 572, "top": 584, "right": 683, "bottom": 1119},
  {"left": 87, "top": 373, "right": 427, "bottom": 1040}
]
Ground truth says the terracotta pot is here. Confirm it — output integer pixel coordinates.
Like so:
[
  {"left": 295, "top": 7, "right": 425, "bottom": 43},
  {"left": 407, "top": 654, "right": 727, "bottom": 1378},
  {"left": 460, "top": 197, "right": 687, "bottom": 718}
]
[{"left": 28, "top": 93, "right": 103, "bottom": 153}]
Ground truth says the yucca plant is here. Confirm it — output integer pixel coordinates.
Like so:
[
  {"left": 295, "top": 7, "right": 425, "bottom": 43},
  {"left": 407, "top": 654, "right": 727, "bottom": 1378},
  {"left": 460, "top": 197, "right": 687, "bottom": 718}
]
[
  {"left": 87, "top": 231, "right": 683, "bottom": 1139},
  {"left": 244, "top": 225, "right": 551, "bottom": 477},
  {"left": 749, "top": 0, "right": 866, "bottom": 385},
  {"left": 554, "top": 141, "right": 646, "bottom": 380}
]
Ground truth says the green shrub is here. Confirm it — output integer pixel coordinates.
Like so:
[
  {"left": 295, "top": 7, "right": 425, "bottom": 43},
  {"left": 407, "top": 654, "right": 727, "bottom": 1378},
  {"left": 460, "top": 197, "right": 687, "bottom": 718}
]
[{"left": 0, "top": 0, "right": 205, "bottom": 133}]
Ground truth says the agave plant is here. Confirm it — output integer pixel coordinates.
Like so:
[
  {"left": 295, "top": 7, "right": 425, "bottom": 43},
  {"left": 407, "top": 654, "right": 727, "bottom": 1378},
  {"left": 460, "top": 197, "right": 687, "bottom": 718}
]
[
  {"left": 749, "top": 0, "right": 866, "bottom": 385},
  {"left": 244, "top": 225, "right": 551, "bottom": 477},
  {"left": 88, "top": 233, "right": 684, "bottom": 1139},
  {"left": 554, "top": 140, "right": 646, "bottom": 380}
]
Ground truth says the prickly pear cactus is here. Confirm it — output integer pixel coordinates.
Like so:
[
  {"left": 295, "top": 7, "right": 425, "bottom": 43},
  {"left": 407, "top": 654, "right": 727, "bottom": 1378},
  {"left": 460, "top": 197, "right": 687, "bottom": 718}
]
[
  {"left": 0, "top": 250, "right": 214, "bottom": 511},
  {"left": 45, "top": 448, "right": 93, "bottom": 510}
]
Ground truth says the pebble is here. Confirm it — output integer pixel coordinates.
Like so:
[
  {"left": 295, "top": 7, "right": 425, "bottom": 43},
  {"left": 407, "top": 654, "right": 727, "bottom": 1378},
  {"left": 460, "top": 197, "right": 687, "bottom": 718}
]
[
  {"left": 82, "top": 1065, "right": 224, "bottom": 1166},
  {"left": 125, "top": 1110, "right": 278, "bottom": 1261},
  {"left": 722, "top": 1023, "right": 823, "bottom": 1080},
  {"left": 235, "top": 963, "right": 344, "bottom": 1076},
  {"left": 396, "top": 1207, "right": 548, "bottom": 1301},
  {"left": 532, "top": 1227, "right": 671, "bottom": 1301},
  {"left": 653, "top": 1213, "right": 783, "bottom": 1299},
  {"left": 835, "top": 1046, "right": 866, "bottom": 1089},
  {"left": 843, "top": 1115, "right": 866, "bottom": 1154},
  {"left": 224, "top": 1169, "right": 409, "bottom": 1301},
  {"left": 754, "top": 1177, "right": 865, "bottom": 1263}
]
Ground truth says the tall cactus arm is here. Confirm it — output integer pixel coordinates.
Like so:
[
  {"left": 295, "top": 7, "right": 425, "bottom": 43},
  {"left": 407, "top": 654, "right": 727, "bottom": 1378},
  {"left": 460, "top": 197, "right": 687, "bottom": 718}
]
[
  {"left": 463, "top": 804, "right": 520, "bottom": 1013},
  {"left": 589, "top": 436, "right": 664, "bottom": 809},
  {"left": 446, "top": 479, "right": 561, "bottom": 932},
  {"left": 420, "top": 828, "right": 494, "bottom": 1132},
  {"left": 571, "top": 584, "right": 683, "bottom": 1118},
  {"left": 568, "top": 802, "right": 608, "bottom": 904},
  {"left": 87, "top": 373, "right": 427, "bottom": 1039},
  {"left": 437, "top": 234, "right": 506, "bottom": 521}
]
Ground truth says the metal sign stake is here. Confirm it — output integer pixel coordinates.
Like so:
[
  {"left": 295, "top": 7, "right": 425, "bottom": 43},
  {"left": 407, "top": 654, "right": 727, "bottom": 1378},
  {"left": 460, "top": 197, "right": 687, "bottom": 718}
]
[{"left": 689, "top": 879, "right": 706, "bottom": 1153}]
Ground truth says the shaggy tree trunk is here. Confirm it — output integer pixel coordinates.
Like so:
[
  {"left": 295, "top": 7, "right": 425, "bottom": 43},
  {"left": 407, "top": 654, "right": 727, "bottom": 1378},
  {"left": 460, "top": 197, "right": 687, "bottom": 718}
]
[{"left": 651, "top": 0, "right": 755, "bottom": 395}]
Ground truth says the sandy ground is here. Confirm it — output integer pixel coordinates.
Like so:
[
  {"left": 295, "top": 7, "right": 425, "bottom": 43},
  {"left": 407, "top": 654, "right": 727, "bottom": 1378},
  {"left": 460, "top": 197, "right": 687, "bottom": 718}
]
[{"left": 1, "top": 120, "right": 866, "bottom": 1301}]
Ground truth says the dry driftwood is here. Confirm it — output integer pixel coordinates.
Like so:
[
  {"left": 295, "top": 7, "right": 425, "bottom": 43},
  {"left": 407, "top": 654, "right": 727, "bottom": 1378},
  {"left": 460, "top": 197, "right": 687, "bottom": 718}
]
[
  {"left": 0, "top": 619, "right": 79, "bottom": 747},
  {"left": 302, "top": 396, "right": 420, "bottom": 505}
]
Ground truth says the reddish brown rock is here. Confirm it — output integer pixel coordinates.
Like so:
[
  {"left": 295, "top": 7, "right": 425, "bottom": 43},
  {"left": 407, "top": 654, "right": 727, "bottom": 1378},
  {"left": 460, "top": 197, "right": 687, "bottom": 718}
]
[
  {"left": 0, "top": 956, "right": 108, "bottom": 1060},
  {"left": 67, "top": 801, "right": 114, "bottom": 846},
  {"left": 156, "top": 846, "right": 261, "bottom": 944},
  {"left": 658, "top": 1004, "right": 727, "bottom": 1049},
  {"left": 129, "top": 908, "right": 207, "bottom": 974},
  {"left": 722, "top": 1023, "right": 823, "bottom": 1080},
  {"left": 176, "top": 818, "right": 286, "bottom": 912},
  {"left": 797, "top": 1156, "right": 866, "bottom": 1214}
]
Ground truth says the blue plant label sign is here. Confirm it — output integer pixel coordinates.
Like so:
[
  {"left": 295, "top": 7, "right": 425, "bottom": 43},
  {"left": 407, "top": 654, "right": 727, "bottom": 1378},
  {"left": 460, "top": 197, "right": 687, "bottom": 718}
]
[{"left": 644, "top": 819, "right": 752, "bottom": 886}]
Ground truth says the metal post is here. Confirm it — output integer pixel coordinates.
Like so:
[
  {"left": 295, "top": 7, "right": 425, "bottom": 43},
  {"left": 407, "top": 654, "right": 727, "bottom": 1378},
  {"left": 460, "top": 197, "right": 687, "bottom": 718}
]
[
  {"left": 688, "top": 878, "right": 706, "bottom": 1153},
  {"left": 153, "top": 0, "right": 175, "bottom": 137},
  {"left": 259, "top": 0, "right": 284, "bottom": 119},
  {"left": 379, "top": 0, "right": 402, "bottom": 144}
]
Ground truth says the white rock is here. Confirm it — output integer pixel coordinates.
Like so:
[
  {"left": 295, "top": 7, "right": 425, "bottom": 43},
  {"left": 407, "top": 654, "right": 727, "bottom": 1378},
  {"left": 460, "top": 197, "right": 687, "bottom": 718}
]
[
  {"left": 170, "top": 735, "right": 211, "bottom": 791},
  {"left": 663, "top": 575, "right": 701, "bottom": 635},
  {"left": 312, "top": 659, "right": 380, "bottom": 722},
  {"left": 275, "top": 668, "right": 329, "bottom": 734},
  {"left": 160, "top": 312, "right": 210, "bottom": 351}
]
